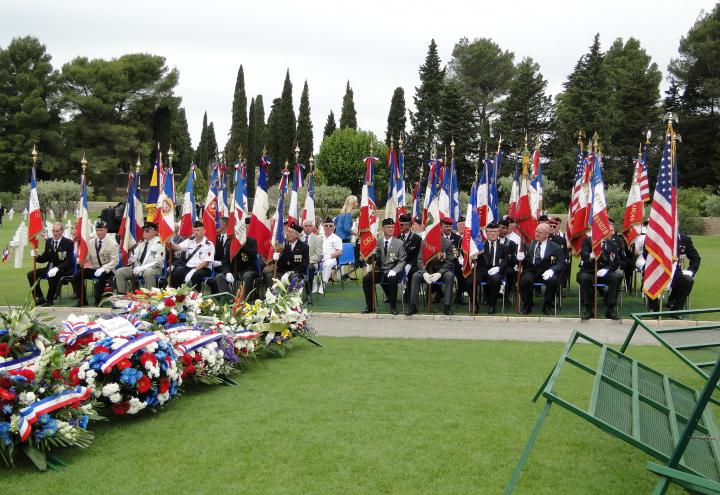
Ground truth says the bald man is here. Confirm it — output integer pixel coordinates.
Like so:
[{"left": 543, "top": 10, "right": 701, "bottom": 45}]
[{"left": 516, "top": 223, "right": 566, "bottom": 315}]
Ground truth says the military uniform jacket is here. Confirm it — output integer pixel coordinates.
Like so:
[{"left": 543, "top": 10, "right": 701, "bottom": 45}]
[
  {"left": 477, "top": 238, "right": 509, "bottom": 271},
  {"left": 302, "top": 233, "right": 324, "bottom": 264},
  {"left": 498, "top": 236, "right": 518, "bottom": 268},
  {"left": 278, "top": 240, "right": 309, "bottom": 274},
  {"left": 678, "top": 233, "right": 701, "bottom": 274},
  {"left": 522, "top": 239, "right": 565, "bottom": 274},
  {"left": 227, "top": 237, "right": 258, "bottom": 274},
  {"left": 374, "top": 236, "right": 406, "bottom": 274},
  {"left": 177, "top": 237, "right": 215, "bottom": 269},
  {"left": 215, "top": 234, "right": 231, "bottom": 262},
  {"left": 84, "top": 234, "right": 119, "bottom": 271},
  {"left": 400, "top": 231, "right": 421, "bottom": 270},
  {"left": 37, "top": 236, "right": 75, "bottom": 272},
  {"left": 578, "top": 236, "right": 622, "bottom": 274},
  {"left": 417, "top": 235, "right": 454, "bottom": 274},
  {"left": 129, "top": 237, "right": 165, "bottom": 270}
]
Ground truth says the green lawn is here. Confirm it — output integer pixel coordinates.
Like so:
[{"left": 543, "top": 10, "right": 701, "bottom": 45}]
[{"left": 1, "top": 337, "right": 702, "bottom": 494}]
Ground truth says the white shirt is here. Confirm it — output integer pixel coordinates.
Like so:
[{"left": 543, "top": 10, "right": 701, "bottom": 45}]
[
  {"left": 321, "top": 233, "right": 343, "bottom": 259},
  {"left": 533, "top": 240, "right": 548, "bottom": 260},
  {"left": 177, "top": 236, "right": 215, "bottom": 268}
]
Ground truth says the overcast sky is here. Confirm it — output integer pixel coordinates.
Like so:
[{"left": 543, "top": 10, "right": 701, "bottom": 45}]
[{"left": 3, "top": 0, "right": 716, "bottom": 160}]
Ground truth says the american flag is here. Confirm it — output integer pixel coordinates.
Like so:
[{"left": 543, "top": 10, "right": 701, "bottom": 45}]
[
  {"left": 642, "top": 129, "right": 677, "bottom": 300},
  {"left": 567, "top": 146, "right": 591, "bottom": 254},
  {"left": 639, "top": 141, "right": 651, "bottom": 202}
]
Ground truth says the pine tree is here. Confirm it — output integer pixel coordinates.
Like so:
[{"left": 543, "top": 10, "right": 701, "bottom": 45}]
[
  {"left": 496, "top": 57, "right": 553, "bottom": 151},
  {"left": 195, "top": 112, "right": 209, "bottom": 169},
  {"left": 295, "top": 80, "right": 313, "bottom": 165},
  {"left": 408, "top": 39, "right": 445, "bottom": 163},
  {"left": 226, "top": 65, "right": 248, "bottom": 164},
  {"left": 323, "top": 110, "right": 337, "bottom": 139},
  {"left": 385, "top": 87, "right": 406, "bottom": 145},
  {"left": 437, "top": 79, "right": 479, "bottom": 191},
  {"left": 339, "top": 81, "right": 357, "bottom": 129}
]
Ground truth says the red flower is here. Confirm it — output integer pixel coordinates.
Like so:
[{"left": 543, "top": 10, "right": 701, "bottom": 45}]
[
  {"left": 0, "top": 377, "right": 11, "bottom": 388},
  {"left": 139, "top": 352, "right": 158, "bottom": 367},
  {"left": 51, "top": 369, "right": 63, "bottom": 380},
  {"left": 68, "top": 367, "right": 81, "bottom": 386},
  {"left": 111, "top": 401, "right": 130, "bottom": 415},
  {"left": 193, "top": 352, "right": 202, "bottom": 362},
  {"left": 151, "top": 311, "right": 159, "bottom": 319},
  {"left": 181, "top": 354, "right": 193, "bottom": 367},
  {"left": 136, "top": 375, "right": 151, "bottom": 393},
  {"left": 0, "top": 343, "right": 10, "bottom": 357},
  {"left": 181, "top": 364, "right": 196, "bottom": 377},
  {"left": 93, "top": 346, "right": 111, "bottom": 355},
  {"left": 164, "top": 298, "right": 175, "bottom": 307},
  {"left": 175, "top": 294, "right": 185, "bottom": 302},
  {"left": 0, "top": 388, "right": 16, "bottom": 401},
  {"left": 158, "top": 377, "right": 170, "bottom": 394},
  {"left": 167, "top": 313, "right": 178, "bottom": 324},
  {"left": 117, "top": 359, "right": 132, "bottom": 371},
  {"left": 10, "top": 369, "right": 36, "bottom": 382}
]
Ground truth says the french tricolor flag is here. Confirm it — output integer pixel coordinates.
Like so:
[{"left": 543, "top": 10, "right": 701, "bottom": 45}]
[
  {"left": 76, "top": 172, "right": 92, "bottom": 266},
  {"left": 157, "top": 167, "right": 175, "bottom": 243},
  {"left": 287, "top": 161, "right": 303, "bottom": 227},
  {"left": 248, "top": 155, "right": 272, "bottom": 260},
  {"left": 179, "top": 165, "right": 196, "bottom": 238},
  {"left": 302, "top": 165, "right": 315, "bottom": 225},
  {"left": 229, "top": 161, "right": 248, "bottom": 260},
  {"left": 203, "top": 164, "right": 219, "bottom": 246}
]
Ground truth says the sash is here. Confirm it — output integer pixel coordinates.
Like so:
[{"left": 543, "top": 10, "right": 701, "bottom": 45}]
[
  {"left": 100, "top": 333, "right": 161, "bottom": 374},
  {"left": 58, "top": 319, "right": 102, "bottom": 345},
  {"left": 0, "top": 351, "right": 41, "bottom": 372},
  {"left": 176, "top": 333, "right": 223, "bottom": 356},
  {"left": 17, "top": 386, "right": 92, "bottom": 441}
]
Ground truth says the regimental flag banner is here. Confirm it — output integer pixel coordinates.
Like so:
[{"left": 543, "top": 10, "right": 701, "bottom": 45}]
[
  {"left": 302, "top": 164, "right": 315, "bottom": 224},
  {"left": 461, "top": 180, "right": 484, "bottom": 278},
  {"left": 119, "top": 170, "right": 143, "bottom": 265},
  {"left": 439, "top": 159, "right": 453, "bottom": 221},
  {"left": 287, "top": 161, "right": 304, "bottom": 227},
  {"left": 450, "top": 157, "right": 460, "bottom": 223},
  {"left": 489, "top": 152, "right": 500, "bottom": 223},
  {"left": 249, "top": 155, "right": 272, "bottom": 260},
  {"left": 623, "top": 157, "right": 645, "bottom": 245},
  {"left": 567, "top": 145, "right": 591, "bottom": 254},
  {"left": 358, "top": 155, "right": 378, "bottom": 260},
  {"left": 643, "top": 128, "right": 678, "bottom": 300},
  {"left": 229, "top": 161, "right": 248, "bottom": 260},
  {"left": 269, "top": 170, "right": 289, "bottom": 259},
  {"left": 27, "top": 166, "right": 43, "bottom": 250},
  {"left": 529, "top": 147, "right": 542, "bottom": 219},
  {"left": 589, "top": 153, "right": 611, "bottom": 257},
  {"left": 76, "top": 173, "right": 92, "bottom": 265},
  {"left": 515, "top": 151, "right": 537, "bottom": 244},
  {"left": 508, "top": 158, "right": 520, "bottom": 220},
  {"left": 385, "top": 145, "right": 398, "bottom": 230},
  {"left": 217, "top": 161, "right": 229, "bottom": 218},
  {"left": 179, "top": 165, "right": 196, "bottom": 238},
  {"left": 202, "top": 164, "right": 219, "bottom": 245},
  {"left": 477, "top": 159, "right": 491, "bottom": 228},
  {"left": 422, "top": 160, "right": 438, "bottom": 225},
  {"left": 395, "top": 145, "right": 407, "bottom": 234},
  {"left": 422, "top": 157, "right": 443, "bottom": 267},
  {"left": 157, "top": 167, "right": 175, "bottom": 243}
]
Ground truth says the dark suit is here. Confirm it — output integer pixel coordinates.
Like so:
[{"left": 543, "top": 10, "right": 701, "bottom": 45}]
[
  {"left": 214, "top": 237, "right": 259, "bottom": 297},
  {"left": 400, "top": 231, "right": 422, "bottom": 302},
  {"left": 577, "top": 236, "right": 624, "bottom": 310},
  {"left": 27, "top": 236, "right": 75, "bottom": 304},
  {"left": 363, "top": 236, "right": 406, "bottom": 311},
  {"left": 498, "top": 236, "right": 518, "bottom": 298},
  {"left": 409, "top": 235, "right": 455, "bottom": 308},
  {"left": 472, "top": 238, "right": 509, "bottom": 310},
  {"left": 519, "top": 239, "right": 566, "bottom": 312},
  {"left": 262, "top": 240, "right": 309, "bottom": 289},
  {"left": 647, "top": 233, "right": 700, "bottom": 311}
]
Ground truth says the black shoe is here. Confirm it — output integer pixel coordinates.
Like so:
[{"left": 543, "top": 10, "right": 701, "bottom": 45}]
[
  {"left": 41, "top": 300, "right": 53, "bottom": 307},
  {"left": 582, "top": 308, "right": 594, "bottom": 320},
  {"left": 605, "top": 306, "right": 619, "bottom": 320},
  {"left": 406, "top": 304, "right": 418, "bottom": 316},
  {"left": 383, "top": 297, "right": 389, "bottom": 303},
  {"left": 390, "top": 307, "right": 398, "bottom": 315},
  {"left": 521, "top": 306, "right": 532, "bottom": 315},
  {"left": 306, "top": 296, "right": 313, "bottom": 305},
  {"left": 443, "top": 305, "right": 452, "bottom": 316},
  {"left": 433, "top": 292, "right": 443, "bottom": 303},
  {"left": 487, "top": 306, "right": 496, "bottom": 315},
  {"left": 542, "top": 306, "right": 553, "bottom": 316},
  {"left": 360, "top": 307, "right": 372, "bottom": 314},
  {"left": 34, "top": 298, "right": 46, "bottom": 306}
]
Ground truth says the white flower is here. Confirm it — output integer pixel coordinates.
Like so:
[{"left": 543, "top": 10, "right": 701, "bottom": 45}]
[
  {"left": 19, "top": 392, "right": 36, "bottom": 405},
  {"left": 101, "top": 383, "right": 120, "bottom": 397},
  {"left": 157, "top": 392, "right": 170, "bottom": 404},
  {"left": 127, "top": 397, "right": 147, "bottom": 415},
  {"left": 145, "top": 342, "right": 158, "bottom": 353},
  {"left": 156, "top": 302, "right": 165, "bottom": 311},
  {"left": 108, "top": 393, "right": 122, "bottom": 404}
]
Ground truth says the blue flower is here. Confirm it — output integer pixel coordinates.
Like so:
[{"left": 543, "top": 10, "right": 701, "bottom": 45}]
[
  {"left": 157, "top": 340, "right": 168, "bottom": 351},
  {"left": 39, "top": 414, "right": 51, "bottom": 425},
  {"left": 120, "top": 367, "right": 140, "bottom": 386},
  {"left": 154, "top": 315, "right": 166, "bottom": 324},
  {"left": 79, "top": 415, "right": 89, "bottom": 429},
  {"left": 155, "top": 351, "right": 167, "bottom": 361},
  {"left": 2, "top": 404, "right": 12, "bottom": 415},
  {"left": 178, "top": 312, "right": 187, "bottom": 321}
]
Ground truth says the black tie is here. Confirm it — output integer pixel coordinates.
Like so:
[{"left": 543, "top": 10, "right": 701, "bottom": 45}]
[
  {"left": 400, "top": 234, "right": 406, "bottom": 242},
  {"left": 534, "top": 242, "right": 541, "bottom": 265},
  {"left": 490, "top": 241, "right": 495, "bottom": 266},
  {"left": 53, "top": 240, "right": 58, "bottom": 251},
  {"left": 384, "top": 240, "right": 388, "bottom": 257},
  {"left": 96, "top": 240, "right": 103, "bottom": 266},
  {"left": 138, "top": 242, "right": 149, "bottom": 264}
]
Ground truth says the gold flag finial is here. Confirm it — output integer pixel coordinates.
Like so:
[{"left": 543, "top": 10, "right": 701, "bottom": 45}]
[
  {"left": 398, "top": 134, "right": 404, "bottom": 149},
  {"left": 31, "top": 145, "right": 38, "bottom": 166},
  {"left": 135, "top": 156, "right": 141, "bottom": 173},
  {"left": 309, "top": 155, "right": 314, "bottom": 171},
  {"left": 167, "top": 144, "right": 174, "bottom": 167},
  {"left": 80, "top": 153, "right": 88, "bottom": 173},
  {"left": 262, "top": 146, "right": 267, "bottom": 155},
  {"left": 497, "top": 134, "right": 503, "bottom": 154},
  {"left": 390, "top": 134, "right": 394, "bottom": 150},
  {"left": 294, "top": 144, "right": 300, "bottom": 163},
  {"left": 450, "top": 138, "right": 456, "bottom": 161}
]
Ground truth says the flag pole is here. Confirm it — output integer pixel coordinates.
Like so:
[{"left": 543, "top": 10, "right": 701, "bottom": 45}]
[
  {"left": 167, "top": 145, "right": 175, "bottom": 271},
  {"left": 79, "top": 154, "right": 87, "bottom": 307},
  {"left": 369, "top": 145, "right": 377, "bottom": 313},
  {"left": 31, "top": 145, "right": 38, "bottom": 295},
  {"left": 129, "top": 158, "right": 140, "bottom": 289},
  {"left": 592, "top": 133, "right": 600, "bottom": 319},
  {"left": 472, "top": 149, "right": 478, "bottom": 316}
]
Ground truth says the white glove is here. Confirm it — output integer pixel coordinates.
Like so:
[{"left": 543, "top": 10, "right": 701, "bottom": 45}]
[
  {"left": 458, "top": 256, "right": 464, "bottom": 266},
  {"left": 94, "top": 267, "right": 104, "bottom": 277},
  {"left": 488, "top": 266, "right": 500, "bottom": 276},
  {"left": 682, "top": 270, "right": 694, "bottom": 277},
  {"left": 212, "top": 260, "right": 222, "bottom": 268},
  {"left": 184, "top": 269, "right": 196, "bottom": 283},
  {"left": 430, "top": 273, "right": 442, "bottom": 283},
  {"left": 225, "top": 272, "right": 235, "bottom": 283},
  {"left": 280, "top": 272, "right": 291, "bottom": 284},
  {"left": 635, "top": 256, "right": 645, "bottom": 271},
  {"left": 132, "top": 266, "right": 144, "bottom": 276},
  {"left": 404, "top": 264, "right": 411, "bottom": 275},
  {"left": 516, "top": 252, "right": 525, "bottom": 261},
  {"left": 30, "top": 249, "right": 37, "bottom": 257},
  {"left": 597, "top": 268, "right": 609, "bottom": 278},
  {"left": 387, "top": 270, "right": 397, "bottom": 278},
  {"left": 589, "top": 252, "right": 596, "bottom": 260},
  {"left": 422, "top": 272, "right": 432, "bottom": 284},
  {"left": 47, "top": 267, "right": 59, "bottom": 277},
  {"left": 272, "top": 252, "right": 280, "bottom": 261},
  {"left": 542, "top": 269, "right": 554, "bottom": 281}
]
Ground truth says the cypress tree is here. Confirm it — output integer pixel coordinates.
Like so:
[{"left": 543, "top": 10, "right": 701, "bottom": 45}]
[
  {"left": 385, "top": 87, "right": 406, "bottom": 145},
  {"left": 268, "top": 69, "right": 296, "bottom": 183},
  {"left": 248, "top": 95, "right": 266, "bottom": 189},
  {"left": 408, "top": 39, "right": 445, "bottom": 163},
  {"left": 295, "top": 80, "right": 313, "bottom": 165},
  {"left": 437, "top": 79, "right": 478, "bottom": 191},
  {"left": 207, "top": 122, "right": 218, "bottom": 161},
  {"left": 195, "top": 111, "right": 209, "bottom": 169},
  {"left": 226, "top": 64, "right": 248, "bottom": 164},
  {"left": 170, "top": 106, "right": 193, "bottom": 174},
  {"left": 149, "top": 105, "right": 172, "bottom": 166},
  {"left": 266, "top": 97, "right": 283, "bottom": 183},
  {"left": 339, "top": 81, "right": 357, "bottom": 129},
  {"left": 323, "top": 110, "right": 336, "bottom": 139}
]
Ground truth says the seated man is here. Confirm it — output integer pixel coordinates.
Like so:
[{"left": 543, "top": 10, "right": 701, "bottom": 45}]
[
  {"left": 71, "top": 220, "right": 118, "bottom": 307},
  {"left": 302, "top": 218, "right": 324, "bottom": 295},
  {"left": 577, "top": 235, "right": 625, "bottom": 320},
  {"left": 498, "top": 218, "right": 519, "bottom": 300},
  {"left": 27, "top": 222, "right": 75, "bottom": 306},
  {"left": 317, "top": 217, "right": 343, "bottom": 294},
  {"left": 214, "top": 218, "right": 259, "bottom": 299},
  {"left": 115, "top": 222, "right": 165, "bottom": 293},
  {"left": 398, "top": 213, "right": 422, "bottom": 304},
  {"left": 262, "top": 222, "right": 309, "bottom": 289},
  {"left": 517, "top": 223, "right": 566, "bottom": 315},
  {"left": 362, "top": 218, "right": 406, "bottom": 315},
  {"left": 406, "top": 217, "right": 455, "bottom": 316},
  {"left": 167, "top": 221, "right": 214, "bottom": 289},
  {"left": 472, "top": 222, "right": 509, "bottom": 314}
]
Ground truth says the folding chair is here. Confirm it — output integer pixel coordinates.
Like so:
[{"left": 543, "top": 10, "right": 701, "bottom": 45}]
[
  {"left": 330, "top": 243, "right": 357, "bottom": 289},
  {"left": 532, "top": 281, "right": 561, "bottom": 315}
]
